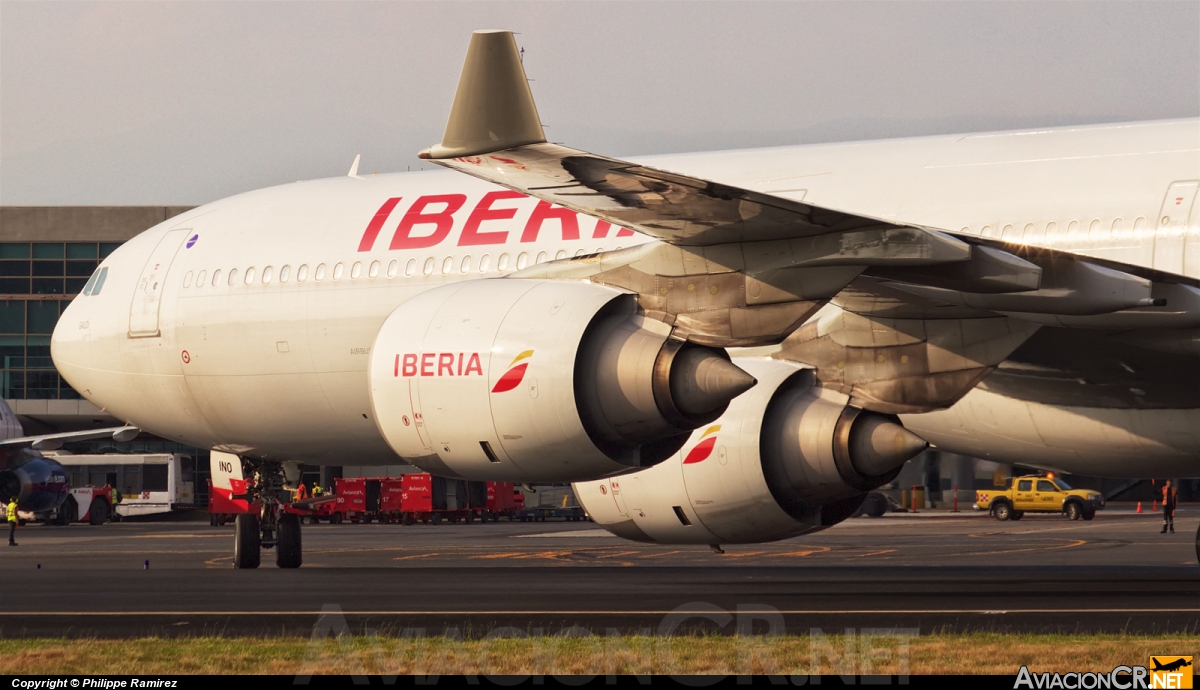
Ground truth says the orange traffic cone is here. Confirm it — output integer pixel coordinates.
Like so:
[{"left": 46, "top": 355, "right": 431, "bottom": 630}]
[
  {"left": 1136, "top": 502, "right": 1143, "bottom": 513},
  {"left": 1153, "top": 499, "right": 1159, "bottom": 511}
]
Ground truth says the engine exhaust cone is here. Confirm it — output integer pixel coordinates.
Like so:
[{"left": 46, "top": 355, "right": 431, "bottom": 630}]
[
  {"left": 848, "top": 415, "right": 928, "bottom": 477},
  {"left": 670, "top": 348, "right": 757, "bottom": 416}
]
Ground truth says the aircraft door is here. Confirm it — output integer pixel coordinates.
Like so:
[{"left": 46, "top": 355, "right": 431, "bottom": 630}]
[
  {"left": 1153, "top": 181, "right": 1198, "bottom": 275},
  {"left": 129, "top": 229, "right": 189, "bottom": 338}
]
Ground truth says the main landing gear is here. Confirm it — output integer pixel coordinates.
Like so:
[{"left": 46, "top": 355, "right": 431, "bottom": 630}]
[{"left": 232, "top": 459, "right": 302, "bottom": 569}]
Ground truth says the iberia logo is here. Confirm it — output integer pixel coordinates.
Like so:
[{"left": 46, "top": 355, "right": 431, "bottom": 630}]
[
  {"left": 682, "top": 425, "right": 721, "bottom": 464},
  {"left": 492, "top": 350, "right": 533, "bottom": 393}
]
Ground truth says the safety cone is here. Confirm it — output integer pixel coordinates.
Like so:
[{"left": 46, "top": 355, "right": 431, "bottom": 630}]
[
  {"left": 1136, "top": 502, "right": 1143, "bottom": 513},
  {"left": 1153, "top": 499, "right": 1159, "bottom": 511}
]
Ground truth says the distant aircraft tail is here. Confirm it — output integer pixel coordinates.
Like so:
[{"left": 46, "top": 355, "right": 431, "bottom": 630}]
[{"left": 0, "top": 398, "right": 24, "bottom": 441}]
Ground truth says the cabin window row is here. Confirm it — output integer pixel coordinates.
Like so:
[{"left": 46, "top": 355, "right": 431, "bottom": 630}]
[{"left": 179, "top": 247, "right": 619, "bottom": 289}]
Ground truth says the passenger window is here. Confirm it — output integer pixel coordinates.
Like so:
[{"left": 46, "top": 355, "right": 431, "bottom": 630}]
[
  {"left": 333, "top": 262, "right": 344, "bottom": 281},
  {"left": 535, "top": 251, "right": 547, "bottom": 264},
  {"left": 1001, "top": 224, "right": 1018, "bottom": 240},
  {"left": 498, "top": 253, "right": 510, "bottom": 271},
  {"left": 460, "top": 256, "right": 471, "bottom": 273},
  {"left": 212, "top": 270, "right": 222, "bottom": 287},
  {"left": 555, "top": 250, "right": 567, "bottom": 260},
  {"left": 516, "top": 252, "right": 528, "bottom": 270},
  {"left": 1066, "top": 220, "right": 1083, "bottom": 238},
  {"left": 981, "top": 226, "right": 995, "bottom": 238},
  {"left": 280, "top": 265, "right": 291, "bottom": 283},
  {"left": 315, "top": 263, "right": 326, "bottom": 281},
  {"left": 351, "top": 262, "right": 362, "bottom": 279},
  {"left": 262, "top": 266, "right": 273, "bottom": 284},
  {"left": 369, "top": 260, "right": 380, "bottom": 279},
  {"left": 422, "top": 258, "right": 434, "bottom": 275},
  {"left": 196, "top": 270, "right": 207, "bottom": 288},
  {"left": 574, "top": 249, "right": 585, "bottom": 257},
  {"left": 1088, "top": 219, "right": 1103, "bottom": 237},
  {"left": 1109, "top": 218, "right": 1123, "bottom": 237},
  {"left": 1044, "top": 222, "right": 1057, "bottom": 239},
  {"left": 440, "top": 257, "right": 453, "bottom": 274},
  {"left": 1017, "top": 479, "right": 1032, "bottom": 492},
  {"left": 228, "top": 268, "right": 238, "bottom": 286},
  {"left": 92, "top": 267, "right": 109, "bottom": 295},
  {"left": 1134, "top": 217, "right": 1146, "bottom": 233},
  {"left": 297, "top": 265, "right": 309, "bottom": 283},
  {"left": 183, "top": 271, "right": 193, "bottom": 288},
  {"left": 244, "top": 267, "right": 255, "bottom": 285},
  {"left": 405, "top": 259, "right": 416, "bottom": 277},
  {"left": 386, "top": 260, "right": 398, "bottom": 279},
  {"left": 479, "top": 254, "right": 491, "bottom": 272}
]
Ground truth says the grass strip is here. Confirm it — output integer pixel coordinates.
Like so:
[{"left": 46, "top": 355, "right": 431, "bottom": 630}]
[{"left": 1, "top": 633, "right": 1197, "bottom": 675}]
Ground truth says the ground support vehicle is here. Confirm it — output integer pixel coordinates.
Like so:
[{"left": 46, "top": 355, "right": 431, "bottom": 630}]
[
  {"left": 49, "top": 452, "right": 197, "bottom": 519},
  {"left": 485, "top": 482, "right": 520, "bottom": 521},
  {"left": 396, "top": 473, "right": 489, "bottom": 525},
  {"left": 52, "top": 485, "right": 118, "bottom": 525},
  {"left": 975, "top": 475, "right": 1104, "bottom": 521}
]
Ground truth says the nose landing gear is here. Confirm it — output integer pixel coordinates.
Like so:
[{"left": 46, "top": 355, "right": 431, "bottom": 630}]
[{"left": 231, "top": 458, "right": 303, "bottom": 569}]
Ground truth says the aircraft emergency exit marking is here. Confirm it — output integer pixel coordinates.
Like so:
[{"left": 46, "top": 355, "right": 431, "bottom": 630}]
[{"left": 358, "top": 194, "right": 633, "bottom": 252}]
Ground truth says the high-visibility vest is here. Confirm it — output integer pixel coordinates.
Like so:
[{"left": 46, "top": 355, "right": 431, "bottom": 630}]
[{"left": 6, "top": 500, "right": 16, "bottom": 522}]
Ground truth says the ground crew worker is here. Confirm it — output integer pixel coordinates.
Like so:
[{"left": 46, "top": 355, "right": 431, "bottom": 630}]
[
  {"left": 1162, "top": 479, "right": 1178, "bottom": 534},
  {"left": 109, "top": 483, "right": 122, "bottom": 522},
  {"left": 312, "top": 483, "right": 322, "bottom": 497},
  {"left": 296, "top": 481, "right": 308, "bottom": 500},
  {"left": 7, "top": 496, "right": 18, "bottom": 546}
]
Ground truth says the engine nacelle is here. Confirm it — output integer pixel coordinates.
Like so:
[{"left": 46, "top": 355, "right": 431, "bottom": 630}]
[
  {"left": 575, "top": 358, "right": 927, "bottom": 544},
  {"left": 369, "top": 279, "right": 756, "bottom": 481},
  {"left": 0, "top": 452, "right": 69, "bottom": 514}
]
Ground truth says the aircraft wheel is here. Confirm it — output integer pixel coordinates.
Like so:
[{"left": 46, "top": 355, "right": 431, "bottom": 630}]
[
  {"left": 88, "top": 498, "right": 109, "bottom": 525},
  {"left": 276, "top": 513, "right": 302, "bottom": 569},
  {"left": 233, "top": 513, "right": 261, "bottom": 569}
]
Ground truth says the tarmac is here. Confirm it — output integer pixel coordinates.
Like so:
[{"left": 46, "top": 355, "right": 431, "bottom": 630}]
[{"left": 1, "top": 506, "right": 1196, "bottom": 637}]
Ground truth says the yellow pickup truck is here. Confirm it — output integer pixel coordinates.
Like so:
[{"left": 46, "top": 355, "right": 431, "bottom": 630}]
[{"left": 975, "top": 476, "right": 1104, "bottom": 521}]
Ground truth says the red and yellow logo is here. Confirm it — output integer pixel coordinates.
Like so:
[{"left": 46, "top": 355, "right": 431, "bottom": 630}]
[
  {"left": 492, "top": 350, "right": 533, "bottom": 393},
  {"left": 682, "top": 425, "right": 721, "bottom": 464}
]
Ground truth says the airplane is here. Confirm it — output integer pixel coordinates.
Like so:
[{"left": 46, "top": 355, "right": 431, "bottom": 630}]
[
  {"left": 0, "top": 396, "right": 139, "bottom": 524},
  {"left": 49, "top": 30, "right": 1199, "bottom": 568}
]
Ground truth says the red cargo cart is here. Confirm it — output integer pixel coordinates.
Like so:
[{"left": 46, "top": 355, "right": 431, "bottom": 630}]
[{"left": 398, "top": 474, "right": 489, "bottom": 525}]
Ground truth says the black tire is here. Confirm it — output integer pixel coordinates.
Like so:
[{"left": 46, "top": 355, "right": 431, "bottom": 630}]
[
  {"left": 993, "top": 502, "right": 1012, "bottom": 521},
  {"left": 1011, "top": 511, "right": 1024, "bottom": 521},
  {"left": 1082, "top": 509, "right": 1096, "bottom": 521},
  {"left": 88, "top": 498, "right": 109, "bottom": 526},
  {"left": 403, "top": 514, "right": 415, "bottom": 526},
  {"left": 432, "top": 513, "right": 442, "bottom": 525},
  {"left": 1065, "top": 502, "right": 1082, "bottom": 521},
  {"left": 363, "top": 514, "right": 373, "bottom": 524},
  {"left": 479, "top": 510, "right": 489, "bottom": 524},
  {"left": 331, "top": 513, "right": 343, "bottom": 525},
  {"left": 465, "top": 512, "right": 475, "bottom": 524},
  {"left": 233, "top": 513, "right": 261, "bottom": 569},
  {"left": 56, "top": 497, "right": 77, "bottom": 525},
  {"left": 276, "top": 513, "right": 302, "bottom": 569}
]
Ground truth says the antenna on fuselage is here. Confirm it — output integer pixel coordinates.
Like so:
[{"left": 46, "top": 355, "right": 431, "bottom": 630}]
[{"left": 348, "top": 154, "right": 361, "bottom": 178}]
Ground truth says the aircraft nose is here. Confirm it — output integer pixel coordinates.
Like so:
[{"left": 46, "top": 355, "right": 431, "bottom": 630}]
[{"left": 51, "top": 266, "right": 108, "bottom": 399}]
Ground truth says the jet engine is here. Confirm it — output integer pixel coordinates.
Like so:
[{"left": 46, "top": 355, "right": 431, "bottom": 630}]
[
  {"left": 574, "top": 358, "right": 927, "bottom": 544},
  {"left": 0, "top": 451, "right": 70, "bottom": 514},
  {"left": 368, "top": 279, "right": 756, "bottom": 481}
]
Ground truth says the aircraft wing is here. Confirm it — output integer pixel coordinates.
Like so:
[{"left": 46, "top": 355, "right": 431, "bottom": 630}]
[
  {"left": 0, "top": 426, "right": 140, "bottom": 451},
  {"left": 419, "top": 31, "right": 1185, "bottom": 413}
]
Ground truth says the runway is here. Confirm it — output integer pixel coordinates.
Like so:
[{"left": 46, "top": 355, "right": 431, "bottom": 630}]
[{"left": 1, "top": 508, "right": 1196, "bottom": 637}]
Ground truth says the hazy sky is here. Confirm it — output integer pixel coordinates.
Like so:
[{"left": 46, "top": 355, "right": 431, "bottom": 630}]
[{"left": 2, "top": 1, "right": 1197, "bottom": 205}]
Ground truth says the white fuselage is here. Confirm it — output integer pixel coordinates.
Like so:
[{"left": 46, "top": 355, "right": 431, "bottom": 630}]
[{"left": 51, "top": 119, "right": 1200, "bottom": 473}]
